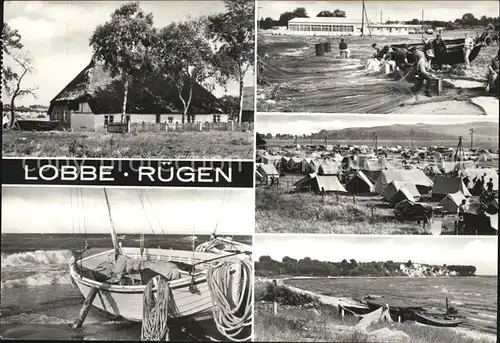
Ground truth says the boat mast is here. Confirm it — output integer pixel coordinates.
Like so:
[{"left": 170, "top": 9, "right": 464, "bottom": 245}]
[
  {"left": 361, "top": 0, "right": 365, "bottom": 36},
  {"left": 103, "top": 188, "right": 122, "bottom": 260}
]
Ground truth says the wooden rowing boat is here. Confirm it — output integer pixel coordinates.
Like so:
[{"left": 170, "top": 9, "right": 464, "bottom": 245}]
[
  {"left": 390, "top": 38, "right": 484, "bottom": 65},
  {"left": 16, "top": 119, "right": 60, "bottom": 131},
  {"left": 69, "top": 247, "right": 230, "bottom": 322},
  {"left": 413, "top": 310, "right": 465, "bottom": 327}
]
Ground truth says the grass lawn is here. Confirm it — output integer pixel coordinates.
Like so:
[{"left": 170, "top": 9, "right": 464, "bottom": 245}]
[
  {"left": 255, "top": 187, "right": 435, "bottom": 234},
  {"left": 2, "top": 130, "right": 253, "bottom": 159}
]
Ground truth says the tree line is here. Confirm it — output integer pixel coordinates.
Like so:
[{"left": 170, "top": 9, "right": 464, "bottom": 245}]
[
  {"left": 255, "top": 255, "right": 477, "bottom": 277},
  {"left": 258, "top": 7, "right": 499, "bottom": 30},
  {"left": 2, "top": 0, "right": 254, "bottom": 127}
]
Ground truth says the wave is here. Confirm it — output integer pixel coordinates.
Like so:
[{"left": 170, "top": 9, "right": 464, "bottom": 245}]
[
  {"left": 1, "top": 271, "right": 72, "bottom": 290},
  {"left": 1, "top": 250, "right": 73, "bottom": 267},
  {"left": 469, "top": 317, "right": 495, "bottom": 324},
  {"left": 0, "top": 313, "right": 127, "bottom": 325},
  {"left": 477, "top": 313, "right": 497, "bottom": 320}
]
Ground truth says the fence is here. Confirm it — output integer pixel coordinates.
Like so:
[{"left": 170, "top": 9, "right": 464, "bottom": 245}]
[{"left": 129, "top": 121, "right": 254, "bottom": 133}]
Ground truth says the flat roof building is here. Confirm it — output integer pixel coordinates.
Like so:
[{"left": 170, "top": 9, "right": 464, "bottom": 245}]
[{"left": 287, "top": 17, "right": 421, "bottom": 36}]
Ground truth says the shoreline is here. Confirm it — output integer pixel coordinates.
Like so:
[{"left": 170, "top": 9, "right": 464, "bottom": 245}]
[{"left": 256, "top": 277, "right": 497, "bottom": 342}]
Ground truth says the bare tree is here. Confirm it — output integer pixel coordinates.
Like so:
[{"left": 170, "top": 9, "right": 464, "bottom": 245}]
[{"left": 3, "top": 53, "right": 38, "bottom": 128}]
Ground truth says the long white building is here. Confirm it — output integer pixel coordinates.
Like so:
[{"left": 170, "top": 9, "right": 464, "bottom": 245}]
[{"left": 287, "top": 17, "right": 421, "bottom": 36}]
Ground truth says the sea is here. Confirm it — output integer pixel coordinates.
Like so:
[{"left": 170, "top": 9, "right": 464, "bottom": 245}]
[
  {"left": 0, "top": 233, "right": 252, "bottom": 341},
  {"left": 286, "top": 277, "right": 497, "bottom": 335}
]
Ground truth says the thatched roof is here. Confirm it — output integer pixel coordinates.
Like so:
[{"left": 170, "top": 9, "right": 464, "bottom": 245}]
[{"left": 49, "top": 59, "right": 221, "bottom": 115}]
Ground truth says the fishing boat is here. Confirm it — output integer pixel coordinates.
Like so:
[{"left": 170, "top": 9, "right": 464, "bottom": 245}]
[
  {"left": 196, "top": 235, "right": 252, "bottom": 255},
  {"left": 390, "top": 37, "right": 484, "bottom": 66},
  {"left": 365, "top": 297, "right": 465, "bottom": 327},
  {"left": 412, "top": 310, "right": 465, "bottom": 327},
  {"left": 69, "top": 188, "right": 252, "bottom": 334},
  {"left": 338, "top": 298, "right": 372, "bottom": 316},
  {"left": 15, "top": 119, "right": 60, "bottom": 131},
  {"left": 69, "top": 247, "right": 228, "bottom": 322}
]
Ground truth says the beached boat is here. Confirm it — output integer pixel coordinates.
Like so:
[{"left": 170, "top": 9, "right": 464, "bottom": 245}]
[
  {"left": 68, "top": 187, "right": 252, "bottom": 334},
  {"left": 16, "top": 119, "right": 60, "bottom": 131},
  {"left": 365, "top": 298, "right": 465, "bottom": 327},
  {"left": 413, "top": 310, "right": 465, "bottom": 327},
  {"left": 69, "top": 247, "right": 227, "bottom": 322},
  {"left": 390, "top": 38, "right": 484, "bottom": 66}
]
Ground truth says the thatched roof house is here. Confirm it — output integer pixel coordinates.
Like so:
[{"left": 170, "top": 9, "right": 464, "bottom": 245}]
[{"left": 48, "top": 59, "right": 223, "bottom": 130}]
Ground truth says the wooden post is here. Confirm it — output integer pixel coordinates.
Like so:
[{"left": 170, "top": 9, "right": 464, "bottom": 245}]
[
  {"left": 398, "top": 316, "right": 401, "bottom": 323},
  {"left": 336, "top": 193, "right": 339, "bottom": 203},
  {"left": 72, "top": 287, "right": 98, "bottom": 328},
  {"left": 272, "top": 279, "right": 278, "bottom": 315},
  {"left": 353, "top": 194, "right": 356, "bottom": 205},
  {"left": 341, "top": 308, "right": 345, "bottom": 321},
  {"left": 371, "top": 205, "right": 374, "bottom": 218},
  {"left": 445, "top": 297, "right": 449, "bottom": 313}
]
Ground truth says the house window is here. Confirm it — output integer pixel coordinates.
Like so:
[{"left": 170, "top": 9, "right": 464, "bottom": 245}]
[
  {"left": 213, "top": 115, "right": 221, "bottom": 123},
  {"left": 187, "top": 115, "right": 195, "bottom": 123},
  {"left": 104, "top": 115, "right": 114, "bottom": 125},
  {"left": 168, "top": 116, "right": 173, "bottom": 124},
  {"left": 155, "top": 114, "right": 161, "bottom": 123},
  {"left": 63, "top": 110, "right": 68, "bottom": 122}
]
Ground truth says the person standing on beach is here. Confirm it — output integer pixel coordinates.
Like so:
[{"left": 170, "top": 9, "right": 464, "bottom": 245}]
[
  {"left": 463, "top": 33, "right": 474, "bottom": 69},
  {"left": 432, "top": 35, "right": 447, "bottom": 69},
  {"left": 486, "top": 49, "right": 499, "bottom": 92},
  {"left": 339, "top": 39, "right": 350, "bottom": 58}
]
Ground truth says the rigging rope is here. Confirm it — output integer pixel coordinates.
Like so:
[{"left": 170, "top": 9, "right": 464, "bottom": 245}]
[
  {"left": 144, "top": 190, "right": 166, "bottom": 237},
  {"left": 141, "top": 276, "right": 170, "bottom": 341},
  {"left": 206, "top": 258, "right": 253, "bottom": 342},
  {"left": 137, "top": 189, "right": 161, "bottom": 249}
]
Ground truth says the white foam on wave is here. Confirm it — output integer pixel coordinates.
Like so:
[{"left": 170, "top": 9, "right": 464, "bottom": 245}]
[
  {"left": 1, "top": 250, "right": 73, "bottom": 267},
  {"left": 1, "top": 271, "right": 72, "bottom": 290}
]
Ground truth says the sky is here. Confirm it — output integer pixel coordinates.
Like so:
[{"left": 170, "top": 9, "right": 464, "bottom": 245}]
[
  {"left": 3, "top": 1, "right": 254, "bottom": 106},
  {"left": 1, "top": 186, "right": 254, "bottom": 235},
  {"left": 258, "top": 1, "right": 499, "bottom": 23},
  {"left": 257, "top": 114, "right": 500, "bottom": 135},
  {"left": 255, "top": 235, "right": 498, "bottom": 275}
]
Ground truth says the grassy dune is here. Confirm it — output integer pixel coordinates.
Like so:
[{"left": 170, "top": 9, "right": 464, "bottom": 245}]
[
  {"left": 254, "top": 279, "right": 494, "bottom": 343},
  {"left": 2, "top": 130, "right": 253, "bottom": 159},
  {"left": 255, "top": 187, "right": 430, "bottom": 234}
]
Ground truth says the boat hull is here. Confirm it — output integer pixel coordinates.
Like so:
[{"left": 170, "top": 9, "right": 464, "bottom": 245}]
[
  {"left": 16, "top": 120, "right": 60, "bottom": 131},
  {"left": 413, "top": 311, "right": 465, "bottom": 328},
  {"left": 69, "top": 248, "right": 227, "bottom": 322}
]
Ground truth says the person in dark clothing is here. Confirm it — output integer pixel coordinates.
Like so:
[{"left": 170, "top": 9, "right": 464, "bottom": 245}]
[
  {"left": 394, "top": 44, "right": 409, "bottom": 70},
  {"left": 432, "top": 35, "right": 447, "bottom": 69},
  {"left": 377, "top": 45, "right": 392, "bottom": 61},
  {"left": 339, "top": 39, "right": 350, "bottom": 58},
  {"left": 372, "top": 43, "right": 381, "bottom": 57},
  {"left": 486, "top": 178, "right": 494, "bottom": 192}
]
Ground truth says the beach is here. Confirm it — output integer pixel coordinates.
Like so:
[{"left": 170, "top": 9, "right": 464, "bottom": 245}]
[{"left": 0, "top": 233, "right": 252, "bottom": 340}]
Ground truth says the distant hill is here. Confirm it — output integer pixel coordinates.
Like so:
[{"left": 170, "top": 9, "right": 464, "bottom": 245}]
[
  {"left": 311, "top": 122, "right": 498, "bottom": 141},
  {"left": 3, "top": 104, "right": 49, "bottom": 113}
]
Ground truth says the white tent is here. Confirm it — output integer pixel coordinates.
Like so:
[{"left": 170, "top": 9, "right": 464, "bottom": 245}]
[{"left": 438, "top": 191, "right": 466, "bottom": 213}]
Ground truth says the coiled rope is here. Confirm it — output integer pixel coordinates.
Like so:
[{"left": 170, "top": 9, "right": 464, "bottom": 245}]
[
  {"left": 141, "top": 276, "right": 170, "bottom": 341},
  {"left": 206, "top": 258, "right": 253, "bottom": 342}
]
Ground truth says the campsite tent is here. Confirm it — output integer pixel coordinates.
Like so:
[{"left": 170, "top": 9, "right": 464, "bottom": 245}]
[
  {"left": 318, "top": 161, "right": 341, "bottom": 175},
  {"left": 257, "top": 164, "right": 279, "bottom": 184},
  {"left": 438, "top": 191, "right": 466, "bottom": 213},
  {"left": 389, "top": 187, "right": 420, "bottom": 207},
  {"left": 345, "top": 171, "right": 374, "bottom": 194},
  {"left": 432, "top": 176, "right": 472, "bottom": 199},
  {"left": 288, "top": 157, "right": 304, "bottom": 172},
  {"left": 294, "top": 173, "right": 347, "bottom": 194},
  {"left": 382, "top": 181, "right": 421, "bottom": 201},
  {"left": 374, "top": 170, "right": 433, "bottom": 194}
]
